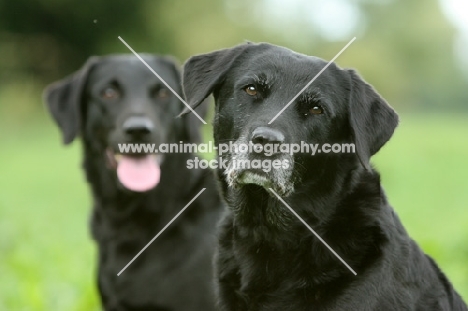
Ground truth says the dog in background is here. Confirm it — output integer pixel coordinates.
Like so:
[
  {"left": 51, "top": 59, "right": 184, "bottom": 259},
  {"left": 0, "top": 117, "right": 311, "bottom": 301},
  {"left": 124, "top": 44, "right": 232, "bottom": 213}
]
[
  {"left": 181, "top": 42, "right": 468, "bottom": 311},
  {"left": 45, "top": 54, "right": 221, "bottom": 311}
]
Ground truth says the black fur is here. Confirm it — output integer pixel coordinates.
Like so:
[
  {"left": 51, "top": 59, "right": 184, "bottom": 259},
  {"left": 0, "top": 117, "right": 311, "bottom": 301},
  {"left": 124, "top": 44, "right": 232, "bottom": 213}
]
[
  {"left": 44, "top": 54, "right": 221, "bottom": 311},
  {"left": 181, "top": 42, "right": 467, "bottom": 311}
]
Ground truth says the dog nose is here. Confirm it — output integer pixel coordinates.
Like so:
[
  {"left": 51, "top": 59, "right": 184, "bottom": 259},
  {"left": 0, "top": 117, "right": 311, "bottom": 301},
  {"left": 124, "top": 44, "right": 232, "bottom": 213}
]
[
  {"left": 123, "top": 116, "right": 154, "bottom": 136},
  {"left": 250, "top": 127, "right": 284, "bottom": 145}
]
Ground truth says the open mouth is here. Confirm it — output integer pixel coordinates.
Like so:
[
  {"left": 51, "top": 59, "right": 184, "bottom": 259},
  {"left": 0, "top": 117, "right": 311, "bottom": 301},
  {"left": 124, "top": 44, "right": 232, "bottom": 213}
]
[{"left": 106, "top": 149, "right": 161, "bottom": 192}]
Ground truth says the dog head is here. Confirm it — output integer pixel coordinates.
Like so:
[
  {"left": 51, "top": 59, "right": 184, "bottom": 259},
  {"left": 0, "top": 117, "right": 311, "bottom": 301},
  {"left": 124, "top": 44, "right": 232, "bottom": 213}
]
[
  {"left": 181, "top": 42, "right": 398, "bottom": 197},
  {"left": 44, "top": 54, "right": 204, "bottom": 192}
]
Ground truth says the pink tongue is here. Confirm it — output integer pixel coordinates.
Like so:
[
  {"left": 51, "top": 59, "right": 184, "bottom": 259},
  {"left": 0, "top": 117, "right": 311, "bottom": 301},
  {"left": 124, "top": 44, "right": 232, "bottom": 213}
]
[{"left": 117, "top": 155, "right": 160, "bottom": 192}]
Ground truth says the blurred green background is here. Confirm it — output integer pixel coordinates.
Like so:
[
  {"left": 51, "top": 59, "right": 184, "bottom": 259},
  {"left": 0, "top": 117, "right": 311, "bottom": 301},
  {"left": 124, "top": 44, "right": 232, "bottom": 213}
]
[{"left": 0, "top": 0, "right": 467, "bottom": 309}]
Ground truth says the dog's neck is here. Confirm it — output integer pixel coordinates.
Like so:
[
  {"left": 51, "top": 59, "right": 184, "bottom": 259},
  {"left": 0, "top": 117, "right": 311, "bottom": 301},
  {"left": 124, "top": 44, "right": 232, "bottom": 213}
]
[
  {"left": 224, "top": 159, "right": 366, "bottom": 231},
  {"left": 222, "top": 163, "right": 387, "bottom": 282}
]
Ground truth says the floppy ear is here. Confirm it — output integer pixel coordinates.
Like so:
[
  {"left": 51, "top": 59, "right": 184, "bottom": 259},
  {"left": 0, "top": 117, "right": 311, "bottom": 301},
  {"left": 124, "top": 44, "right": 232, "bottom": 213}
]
[
  {"left": 43, "top": 57, "right": 99, "bottom": 145},
  {"left": 180, "top": 98, "right": 211, "bottom": 143},
  {"left": 161, "top": 55, "right": 210, "bottom": 143},
  {"left": 347, "top": 70, "right": 399, "bottom": 170},
  {"left": 180, "top": 43, "right": 254, "bottom": 115}
]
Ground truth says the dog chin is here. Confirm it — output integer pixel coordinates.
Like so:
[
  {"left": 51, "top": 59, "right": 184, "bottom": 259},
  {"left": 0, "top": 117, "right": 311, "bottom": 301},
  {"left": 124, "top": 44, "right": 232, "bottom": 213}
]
[
  {"left": 227, "top": 170, "right": 294, "bottom": 197},
  {"left": 237, "top": 171, "right": 271, "bottom": 188}
]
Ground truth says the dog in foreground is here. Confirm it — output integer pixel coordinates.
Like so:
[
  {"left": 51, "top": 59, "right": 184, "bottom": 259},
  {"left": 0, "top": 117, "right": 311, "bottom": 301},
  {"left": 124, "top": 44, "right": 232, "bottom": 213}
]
[
  {"left": 44, "top": 55, "right": 221, "bottom": 310},
  {"left": 181, "top": 42, "right": 468, "bottom": 310}
]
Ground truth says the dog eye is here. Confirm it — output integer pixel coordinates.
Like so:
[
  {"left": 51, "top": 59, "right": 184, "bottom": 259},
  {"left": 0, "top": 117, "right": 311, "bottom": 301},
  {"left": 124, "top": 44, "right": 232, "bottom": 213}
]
[
  {"left": 244, "top": 85, "right": 257, "bottom": 96},
  {"left": 303, "top": 105, "right": 324, "bottom": 116},
  {"left": 309, "top": 105, "right": 323, "bottom": 115},
  {"left": 101, "top": 87, "right": 120, "bottom": 100},
  {"left": 154, "top": 88, "right": 170, "bottom": 99}
]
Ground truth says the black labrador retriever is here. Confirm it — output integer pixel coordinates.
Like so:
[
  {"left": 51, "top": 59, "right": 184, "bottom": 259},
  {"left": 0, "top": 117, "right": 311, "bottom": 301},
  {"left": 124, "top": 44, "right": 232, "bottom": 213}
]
[
  {"left": 44, "top": 54, "right": 221, "bottom": 311},
  {"left": 181, "top": 43, "right": 468, "bottom": 310}
]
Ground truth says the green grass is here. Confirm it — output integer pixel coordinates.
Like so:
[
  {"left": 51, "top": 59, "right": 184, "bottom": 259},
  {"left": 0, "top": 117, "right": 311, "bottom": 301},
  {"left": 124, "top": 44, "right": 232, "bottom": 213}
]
[
  {"left": 0, "top": 113, "right": 467, "bottom": 309},
  {"left": 373, "top": 114, "right": 468, "bottom": 300},
  {"left": 0, "top": 116, "right": 99, "bottom": 311}
]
